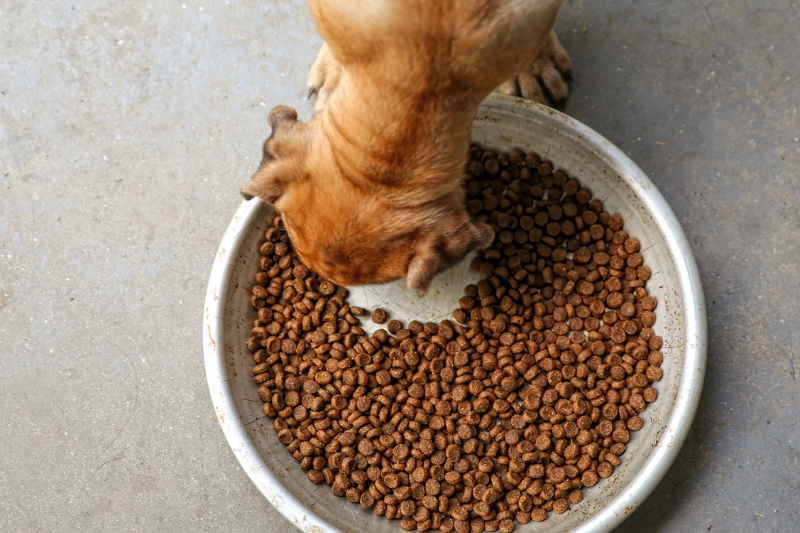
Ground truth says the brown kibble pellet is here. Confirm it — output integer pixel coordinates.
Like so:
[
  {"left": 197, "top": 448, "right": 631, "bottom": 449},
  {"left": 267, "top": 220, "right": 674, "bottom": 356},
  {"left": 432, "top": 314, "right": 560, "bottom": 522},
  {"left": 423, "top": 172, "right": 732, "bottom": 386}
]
[
  {"left": 248, "top": 146, "right": 662, "bottom": 530},
  {"left": 386, "top": 319, "right": 402, "bottom": 334},
  {"left": 641, "top": 296, "right": 657, "bottom": 310},
  {"left": 619, "top": 302, "right": 636, "bottom": 318},
  {"left": 385, "top": 472, "right": 400, "bottom": 489},
  {"left": 646, "top": 365, "right": 663, "bottom": 381},
  {"left": 371, "top": 308, "right": 388, "bottom": 324},
  {"left": 613, "top": 428, "right": 630, "bottom": 443},
  {"left": 627, "top": 416, "right": 644, "bottom": 431},
  {"left": 597, "top": 462, "right": 614, "bottom": 478},
  {"left": 552, "top": 499, "right": 569, "bottom": 514},
  {"left": 319, "top": 280, "right": 335, "bottom": 295},
  {"left": 535, "top": 434, "right": 552, "bottom": 451},
  {"left": 360, "top": 491, "right": 375, "bottom": 508},
  {"left": 498, "top": 519, "right": 515, "bottom": 533},
  {"left": 643, "top": 387, "right": 659, "bottom": 403},
  {"left": 627, "top": 253, "right": 643, "bottom": 268}
]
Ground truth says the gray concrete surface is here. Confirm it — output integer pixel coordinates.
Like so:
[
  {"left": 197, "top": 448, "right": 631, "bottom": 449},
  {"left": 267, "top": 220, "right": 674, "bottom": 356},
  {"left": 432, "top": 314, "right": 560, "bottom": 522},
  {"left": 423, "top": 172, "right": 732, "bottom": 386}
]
[{"left": 1, "top": 1, "right": 798, "bottom": 532}]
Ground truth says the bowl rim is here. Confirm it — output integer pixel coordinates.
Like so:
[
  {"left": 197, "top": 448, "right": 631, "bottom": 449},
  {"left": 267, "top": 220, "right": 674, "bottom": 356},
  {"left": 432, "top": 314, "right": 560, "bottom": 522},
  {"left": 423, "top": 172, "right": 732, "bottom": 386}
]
[{"left": 203, "top": 93, "right": 707, "bottom": 533}]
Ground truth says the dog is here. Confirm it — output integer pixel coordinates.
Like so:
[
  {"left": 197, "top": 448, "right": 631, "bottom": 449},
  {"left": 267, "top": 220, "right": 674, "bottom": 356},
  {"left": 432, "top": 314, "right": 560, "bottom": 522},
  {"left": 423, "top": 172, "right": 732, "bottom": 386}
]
[{"left": 241, "top": 0, "right": 571, "bottom": 294}]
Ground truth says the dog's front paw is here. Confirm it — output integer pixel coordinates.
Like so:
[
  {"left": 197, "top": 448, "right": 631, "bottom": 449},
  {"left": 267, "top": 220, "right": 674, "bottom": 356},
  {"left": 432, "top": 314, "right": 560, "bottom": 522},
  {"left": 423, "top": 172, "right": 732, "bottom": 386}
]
[
  {"left": 307, "top": 42, "right": 342, "bottom": 110},
  {"left": 500, "top": 31, "right": 571, "bottom": 105}
]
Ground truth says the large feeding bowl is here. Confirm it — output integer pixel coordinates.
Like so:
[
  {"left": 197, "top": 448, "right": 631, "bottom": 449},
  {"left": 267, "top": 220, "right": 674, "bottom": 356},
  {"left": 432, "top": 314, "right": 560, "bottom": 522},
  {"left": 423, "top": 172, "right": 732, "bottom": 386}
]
[{"left": 203, "top": 93, "right": 706, "bottom": 533}]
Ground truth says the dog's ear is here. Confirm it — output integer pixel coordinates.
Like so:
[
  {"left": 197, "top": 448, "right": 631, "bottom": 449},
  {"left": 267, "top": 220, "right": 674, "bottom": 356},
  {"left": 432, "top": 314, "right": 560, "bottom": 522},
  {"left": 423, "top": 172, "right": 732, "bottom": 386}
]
[
  {"left": 406, "top": 221, "right": 495, "bottom": 295},
  {"left": 241, "top": 105, "right": 307, "bottom": 204}
]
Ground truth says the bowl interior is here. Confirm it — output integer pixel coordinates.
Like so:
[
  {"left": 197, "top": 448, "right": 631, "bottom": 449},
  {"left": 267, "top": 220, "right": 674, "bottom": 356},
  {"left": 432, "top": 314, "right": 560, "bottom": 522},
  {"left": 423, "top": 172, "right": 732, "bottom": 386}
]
[{"left": 204, "top": 94, "right": 705, "bottom": 533}]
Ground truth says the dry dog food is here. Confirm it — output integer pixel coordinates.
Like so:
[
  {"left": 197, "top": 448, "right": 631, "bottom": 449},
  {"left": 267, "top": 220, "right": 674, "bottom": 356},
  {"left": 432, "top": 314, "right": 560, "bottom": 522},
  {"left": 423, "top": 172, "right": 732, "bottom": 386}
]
[
  {"left": 246, "top": 146, "right": 663, "bottom": 532},
  {"left": 372, "top": 307, "right": 389, "bottom": 324}
]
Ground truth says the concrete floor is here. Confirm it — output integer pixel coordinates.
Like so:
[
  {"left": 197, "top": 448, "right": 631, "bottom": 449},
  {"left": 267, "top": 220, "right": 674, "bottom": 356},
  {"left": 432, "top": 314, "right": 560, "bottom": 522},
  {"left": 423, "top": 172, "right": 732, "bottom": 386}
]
[{"left": 1, "top": 1, "right": 798, "bottom": 532}]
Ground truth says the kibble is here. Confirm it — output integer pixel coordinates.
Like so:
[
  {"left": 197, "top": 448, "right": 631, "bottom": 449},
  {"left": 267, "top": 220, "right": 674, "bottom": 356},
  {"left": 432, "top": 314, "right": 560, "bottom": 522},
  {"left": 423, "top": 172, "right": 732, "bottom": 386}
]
[
  {"left": 371, "top": 307, "right": 388, "bottom": 324},
  {"left": 246, "top": 146, "right": 664, "bottom": 531}
]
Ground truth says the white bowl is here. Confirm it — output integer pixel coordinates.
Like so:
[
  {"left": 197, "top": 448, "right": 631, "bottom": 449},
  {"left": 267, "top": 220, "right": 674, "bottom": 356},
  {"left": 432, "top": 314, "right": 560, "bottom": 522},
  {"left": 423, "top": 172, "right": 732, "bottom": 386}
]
[{"left": 203, "top": 93, "right": 707, "bottom": 533}]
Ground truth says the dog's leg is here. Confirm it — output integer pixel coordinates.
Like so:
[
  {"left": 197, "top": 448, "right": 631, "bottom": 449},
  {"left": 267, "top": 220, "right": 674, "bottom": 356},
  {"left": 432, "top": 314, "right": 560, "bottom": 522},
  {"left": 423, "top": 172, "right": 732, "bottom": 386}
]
[
  {"left": 307, "top": 42, "right": 342, "bottom": 111},
  {"left": 499, "top": 30, "right": 571, "bottom": 105}
]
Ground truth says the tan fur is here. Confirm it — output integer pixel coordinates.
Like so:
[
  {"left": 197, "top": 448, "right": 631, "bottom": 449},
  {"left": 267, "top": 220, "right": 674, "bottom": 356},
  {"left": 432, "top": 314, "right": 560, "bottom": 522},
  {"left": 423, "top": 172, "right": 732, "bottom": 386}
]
[{"left": 242, "top": 0, "right": 570, "bottom": 293}]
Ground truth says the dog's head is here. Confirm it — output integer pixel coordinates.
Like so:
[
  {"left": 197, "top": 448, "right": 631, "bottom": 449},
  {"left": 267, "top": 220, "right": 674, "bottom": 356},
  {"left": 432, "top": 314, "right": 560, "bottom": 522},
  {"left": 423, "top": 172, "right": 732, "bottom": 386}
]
[
  {"left": 286, "top": 195, "right": 496, "bottom": 295},
  {"left": 242, "top": 106, "right": 494, "bottom": 294}
]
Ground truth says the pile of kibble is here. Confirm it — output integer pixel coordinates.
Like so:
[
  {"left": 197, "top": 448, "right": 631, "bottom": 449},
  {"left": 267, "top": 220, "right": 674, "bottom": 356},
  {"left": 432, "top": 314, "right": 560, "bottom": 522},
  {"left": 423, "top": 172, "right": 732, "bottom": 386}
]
[{"left": 246, "top": 146, "right": 663, "bottom": 533}]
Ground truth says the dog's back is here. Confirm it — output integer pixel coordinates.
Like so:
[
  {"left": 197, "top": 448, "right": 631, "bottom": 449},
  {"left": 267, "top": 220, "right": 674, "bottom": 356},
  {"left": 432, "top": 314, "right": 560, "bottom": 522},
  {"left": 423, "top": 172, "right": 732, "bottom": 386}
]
[{"left": 309, "top": 0, "right": 562, "bottom": 93}]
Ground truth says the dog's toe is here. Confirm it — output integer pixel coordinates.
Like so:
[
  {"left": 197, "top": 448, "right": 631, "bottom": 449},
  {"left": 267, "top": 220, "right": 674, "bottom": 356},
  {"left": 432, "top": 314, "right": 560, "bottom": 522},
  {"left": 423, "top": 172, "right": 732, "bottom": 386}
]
[
  {"left": 506, "top": 30, "right": 572, "bottom": 106},
  {"left": 517, "top": 71, "right": 548, "bottom": 105},
  {"left": 306, "top": 42, "right": 342, "bottom": 109},
  {"left": 498, "top": 79, "right": 521, "bottom": 97},
  {"left": 552, "top": 37, "right": 572, "bottom": 75},
  {"left": 541, "top": 63, "right": 569, "bottom": 103}
]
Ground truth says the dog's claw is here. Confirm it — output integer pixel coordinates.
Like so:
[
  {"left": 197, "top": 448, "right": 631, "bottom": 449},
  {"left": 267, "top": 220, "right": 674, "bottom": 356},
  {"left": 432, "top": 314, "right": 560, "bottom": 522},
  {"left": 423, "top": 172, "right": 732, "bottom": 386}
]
[{"left": 307, "top": 86, "right": 317, "bottom": 99}]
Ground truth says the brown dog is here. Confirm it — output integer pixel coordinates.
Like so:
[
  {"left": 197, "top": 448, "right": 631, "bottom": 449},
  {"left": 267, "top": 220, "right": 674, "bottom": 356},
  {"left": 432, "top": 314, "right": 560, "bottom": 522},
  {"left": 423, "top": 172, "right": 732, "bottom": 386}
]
[{"left": 242, "top": 0, "right": 571, "bottom": 294}]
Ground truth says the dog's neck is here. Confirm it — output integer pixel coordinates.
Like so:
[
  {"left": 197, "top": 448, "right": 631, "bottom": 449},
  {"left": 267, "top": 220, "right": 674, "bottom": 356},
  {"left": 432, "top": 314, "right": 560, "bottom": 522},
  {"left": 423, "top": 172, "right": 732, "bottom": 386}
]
[{"left": 311, "top": 68, "right": 486, "bottom": 206}]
